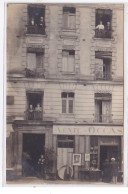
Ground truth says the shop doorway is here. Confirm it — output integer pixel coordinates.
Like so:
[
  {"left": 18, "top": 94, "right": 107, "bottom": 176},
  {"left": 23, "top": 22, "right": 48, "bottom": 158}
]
[
  {"left": 100, "top": 145, "right": 119, "bottom": 171},
  {"left": 22, "top": 133, "right": 45, "bottom": 177}
]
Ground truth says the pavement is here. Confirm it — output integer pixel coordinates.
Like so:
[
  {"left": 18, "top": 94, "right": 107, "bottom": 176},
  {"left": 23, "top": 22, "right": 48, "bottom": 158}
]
[{"left": 6, "top": 177, "right": 123, "bottom": 186}]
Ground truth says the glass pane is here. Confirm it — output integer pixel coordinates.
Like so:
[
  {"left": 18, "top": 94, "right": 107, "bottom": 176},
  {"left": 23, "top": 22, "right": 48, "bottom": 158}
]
[
  {"left": 68, "top": 100, "right": 73, "bottom": 113},
  {"left": 62, "top": 99, "right": 66, "bottom": 113}
]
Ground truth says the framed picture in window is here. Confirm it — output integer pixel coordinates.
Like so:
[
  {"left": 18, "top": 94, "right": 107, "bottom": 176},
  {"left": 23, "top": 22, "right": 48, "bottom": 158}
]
[
  {"left": 73, "top": 154, "right": 81, "bottom": 166},
  {"left": 85, "top": 153, "right": 90, "bottom": 161}
]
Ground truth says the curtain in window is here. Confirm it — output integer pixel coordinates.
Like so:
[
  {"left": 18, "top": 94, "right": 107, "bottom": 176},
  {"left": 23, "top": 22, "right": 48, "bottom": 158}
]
[
  {"left": 63, "top": 12, "right": 68, "bottom": 28},
  {"left": 36, "top": 54, "right": 43, "bottom": 68},
  {"left": 102, "top": 101, "right": 111, "bottom": 123},
  {"left": 27, "top": 53, "right": 36, "bottom": 69},
  {"left": 95, "top": 58, "right": 103, "bottom": 79}
]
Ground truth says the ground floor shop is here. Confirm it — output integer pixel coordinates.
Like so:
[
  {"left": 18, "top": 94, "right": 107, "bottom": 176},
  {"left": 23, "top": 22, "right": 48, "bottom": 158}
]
[{"left": 6, "top": 122, "right": 123, "bottom": 182}]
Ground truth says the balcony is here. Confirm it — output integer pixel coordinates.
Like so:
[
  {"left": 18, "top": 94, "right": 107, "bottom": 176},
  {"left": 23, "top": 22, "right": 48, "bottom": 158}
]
[
  {"left": 26, "top": 25, "right": 45, "bottom": 35},
  {"left": 25, "top": 68, "right": 45, "bottom": 78},
  {"left": 94, "top": 114, "right": 112, "bottom": 123},
  {"left": 95, "top": 72, "right": 112, "bottom": 81},
  {"left": 95, "top": 29, "right": 112, "bottom": 39},
  {"left": 24, "top": 110, "right": 42, "bottom": 120}
]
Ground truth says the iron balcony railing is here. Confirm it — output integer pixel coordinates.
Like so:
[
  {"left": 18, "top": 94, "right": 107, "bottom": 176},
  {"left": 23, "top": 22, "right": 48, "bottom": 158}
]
[
  {"left": 25, "top": 68, "right": 45, "bottom": 78},
  {"left": 24, "top": 110, "right": 42, "bottom": 120},
  {"left": 94, "top": 114, "right": 112, "bottom": 123},
  {"left": 95, "top": 29, "right": 112, "bottom": 39},
  {"left": 26, "top": 25, "right": 45, "bottom": 35},
  {"left": 95, "top": 72, "right": 112, "bottom": 81}
]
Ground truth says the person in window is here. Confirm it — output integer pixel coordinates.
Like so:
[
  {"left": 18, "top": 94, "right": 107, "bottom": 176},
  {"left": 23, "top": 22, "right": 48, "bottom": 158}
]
[
  {"left": 31, "top": 17, "right": 35, "bottom": 26},
  {"left": 38, "top": 16, "right": 45, "bottom": 34},
  {"left": 28, "top": 104, "right": 34, "bottom": 120},
  {"left": 37, "top": 154, "right": 45, "bottom": 179},
  {"left": 110, "top": 158, "right": 118, "bottom": 184},
  {"left": 95, "top": 20, "right": 104, "bottom": 30},
  {"left": 35, "top": 103, "right": 42, "bottom": 120}
]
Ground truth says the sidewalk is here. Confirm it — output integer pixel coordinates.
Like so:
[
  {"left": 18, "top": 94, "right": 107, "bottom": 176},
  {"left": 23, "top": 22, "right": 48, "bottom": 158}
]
[{"left": 6, "top": 177, "right": 123, "bottom": 186}]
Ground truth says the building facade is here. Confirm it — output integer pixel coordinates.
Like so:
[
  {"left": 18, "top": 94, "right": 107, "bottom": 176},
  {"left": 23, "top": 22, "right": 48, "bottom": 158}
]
[{"left": 6, "top": 3, "right": 124, "bottom": 181}]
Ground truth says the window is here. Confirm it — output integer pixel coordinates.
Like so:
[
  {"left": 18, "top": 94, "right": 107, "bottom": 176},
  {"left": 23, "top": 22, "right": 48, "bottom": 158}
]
[
  {"left": 7, "top": 96, "right": 14, "bottom": 105},
  {"left": 95, "top": 93, "right": 112, "bottom": 123},
  {"left": 95, "top": 9, "right": 112, "bottom": 38},
  {"left": 90, "top": 136, "right": 98, "bottom": 169},
  {"left": 27, "top": 5, "right": 45, "bottom": 35},
  {"left": 63, "top": 7, "right": 76, "bottom": 29},
  {"left": 61, "top": 92, "right": 74, "bottom": 114},
  {"left": 95, "top": 51, "right": 112, "bottom": 80},
  {"left": 58, "top": 135, "right": 74, "bottom": 148},
  {"left": 25, "top": 92, "right": 43, "bottom": 120},
  {"left": 62, "top": 50, "right": 75, "bottom": 73},
  {"left": 26, "top": 48, "right": 44, "bottom": 78}
]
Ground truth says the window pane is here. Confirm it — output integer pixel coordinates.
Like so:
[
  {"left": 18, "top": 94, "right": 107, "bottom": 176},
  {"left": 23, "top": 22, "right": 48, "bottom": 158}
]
[
  {"left": 69, "top": 100, "right": 73, "bottom": 113},
  {"left": 61, "top": 92, "right": 67, "bottom": 98},
  {"left": 69, "top": 14, "right": 75, "bottom": 29},
  {"left": 63, "top": 12, "right": 68, "bottom": 28},
  {"left": 62, "top": 99, "right": 66, "bottom": 113},
  {"left": 68, "top": 55, "right": 75, "bottom": 72},
  {"left": 36, "top": 53, "right": 43, "bottom": 68},
  {"left": 68, "top": 92, "right": 74, "bottom": 98},
  {"left": 7, "top": 96, "right": 14, "bottom": 105}
]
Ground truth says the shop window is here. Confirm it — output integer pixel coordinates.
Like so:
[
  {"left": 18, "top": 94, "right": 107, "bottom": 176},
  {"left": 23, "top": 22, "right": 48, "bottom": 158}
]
[
  {"left": 61, "top": 92, "right": 74, "bottom": 114},
  {"left": 27, "top": 5, "right": 45, "bottom": 35},
  {"left": 25, "top": 92, "right": 43, "bottom": 120},
  {"left": 90, "top": 136, "right": 98, "bottom": 169},
  {"left": 62, "top": 50, "right": 75, "bottom": 73},
  {"left": 7, "top": 96, "right": 14, "bottom": 105},
  {"left": 57, "top": 135, "right": 74, "bottom": 148},
  {"left": 95, "top": 93, "right": 112, "bottom": 123},
  {"left": 95, "top": 51, "right": 112, "bottom": 80},
  {"left": 25, "top": 48, "right": 45, "bottom": 78},
  {"left": 95, "top": 9, "right": 112, "bottom": 38},
  {"left": 63, "top": 7, "right": 76, "bottom": 29}
]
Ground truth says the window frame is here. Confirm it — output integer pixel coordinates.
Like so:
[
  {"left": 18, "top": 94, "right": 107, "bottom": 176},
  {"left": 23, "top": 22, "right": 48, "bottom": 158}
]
[
  {"left": 61, "top": 92, "right": 75, "bottom": 114},
  {"left": 63, "top": 7, "right": 76, "bottom": 30},
  {"left": 62, "top": 50, "right": 75, "bottom": 73}
]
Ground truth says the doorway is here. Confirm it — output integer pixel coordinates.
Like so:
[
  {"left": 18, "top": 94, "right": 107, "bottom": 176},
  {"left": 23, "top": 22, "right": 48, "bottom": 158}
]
[
  {"left": 22, "top": 133, "right": 45, "bottom": 176},
  {"left": 100, "top": 145, "right": 119, "bottom": 171}
]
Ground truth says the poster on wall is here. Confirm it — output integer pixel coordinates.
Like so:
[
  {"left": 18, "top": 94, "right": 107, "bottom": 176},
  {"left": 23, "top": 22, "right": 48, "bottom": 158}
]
[{"left": 73, "top": 154, "right": 81, "bottom": 166}]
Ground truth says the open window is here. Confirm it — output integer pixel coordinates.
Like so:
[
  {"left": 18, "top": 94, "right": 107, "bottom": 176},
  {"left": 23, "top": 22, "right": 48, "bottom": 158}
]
[
  {"left": 27, "top": 4, "right": 45, "bottom": 35},
  {"left": 25, "top": 48, "right": 45, "bottom": 78},
  {"left": 95, "top": 9, "right": 112, "bottom": 38},
  {"left": 62, "top": 50, "right": 75, "bottom": 73},
  {"left": 25, "top": 91, "right": 43, "bottom": 120},
  {"left": 95, "top": 51, "right": 112, "bottom": 80},
  {"left": 63, "top": 7, "right": 76, "bottom": 29},
  {"left": 95, "top": 93, "right": 112, "bottom": 123}
]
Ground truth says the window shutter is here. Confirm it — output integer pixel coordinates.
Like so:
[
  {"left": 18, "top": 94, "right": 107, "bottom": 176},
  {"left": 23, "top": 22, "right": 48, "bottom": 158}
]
[
  {"left": 68, "top": 54, "right": 75, "bottom": 72},
  {"left": 63, "top": 12, "right": 68, "bottom": 28},
  {"left": 27, "top": 53, "right": 36, "bottom": 69}
]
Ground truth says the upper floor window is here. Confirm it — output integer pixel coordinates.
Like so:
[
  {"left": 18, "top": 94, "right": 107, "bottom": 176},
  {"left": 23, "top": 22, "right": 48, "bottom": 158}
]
[
  {"left": 62, "top": 50, "right": 75, "bottom": 73},
  {"left": 95, "top": 93, "right": 112, "bottom": 123},
  {"left": 63, "top": 7, "right": 76, "bottom": 29},
  {"left": 61, "top": 92, "right": 74, "bottom": 114},
  {"left": 27, "top": 5, "right": 45, "bottom": 35},
  {"left": 95, "top": 51, "right": 112, "bottom": 80},
  {"left": 95, "top": 9, "right": 112, "bottom": 38},
  {"left": 25, "top": 92, "right": 43, "bottom": 120},
  {"left": 7, "top": 96, "right": 14, "bottom": 105},
  {"left": 25, "top": 48, "right": 45, "bottom": 78}
]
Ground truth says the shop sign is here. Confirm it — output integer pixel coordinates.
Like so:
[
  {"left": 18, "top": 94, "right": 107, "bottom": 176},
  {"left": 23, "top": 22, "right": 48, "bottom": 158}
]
[{"left": 53, "top": 125, "right": 123, "bottom": 136}]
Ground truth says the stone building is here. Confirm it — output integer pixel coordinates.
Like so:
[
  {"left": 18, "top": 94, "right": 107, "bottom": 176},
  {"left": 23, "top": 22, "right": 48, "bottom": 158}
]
[{"left": 6, "top": 3, "right": 123, "bottom": 181}]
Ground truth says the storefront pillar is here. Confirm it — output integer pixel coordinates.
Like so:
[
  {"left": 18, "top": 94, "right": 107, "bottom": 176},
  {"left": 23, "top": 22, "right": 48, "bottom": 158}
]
[
  {"left": 16, "top": 131, "right": 23, "bottom": 176},
  {"left": 74, "top": 135, "right": 79, "bottom": 180},
  {"left": 121, "top": 136, "right": 123, "bottom": 172},
  {"left": 85, "top": 136, "right": 90, "bottom": 169}
]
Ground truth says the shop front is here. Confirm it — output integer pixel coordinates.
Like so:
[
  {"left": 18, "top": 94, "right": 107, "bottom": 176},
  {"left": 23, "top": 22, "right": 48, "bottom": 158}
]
[
  {"left": 6, "top": 121, "right": 53, "bottom": 179},
  {"left": 53, "top": 124, "right": 123, "bottom": 182}
]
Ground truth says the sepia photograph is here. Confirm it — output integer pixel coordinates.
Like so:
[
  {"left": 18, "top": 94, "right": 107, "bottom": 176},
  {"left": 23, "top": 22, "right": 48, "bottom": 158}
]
[{"left": 6, "top": 3, "right": 124, "bottom": 185}]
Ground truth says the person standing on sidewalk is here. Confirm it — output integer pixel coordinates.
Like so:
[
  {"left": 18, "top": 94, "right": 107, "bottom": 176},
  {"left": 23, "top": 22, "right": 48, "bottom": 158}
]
[{"left": 110, "top": 158, "right": 118, "bottom": 184}]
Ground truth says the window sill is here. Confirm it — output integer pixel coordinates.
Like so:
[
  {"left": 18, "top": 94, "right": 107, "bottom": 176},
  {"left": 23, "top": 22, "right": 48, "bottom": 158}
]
[
  {"left": 61, "top": 72, "right": 76, "bottom": 75},
  {"left": 26, "top": 34, "right": 47, "bottom": 37},
  {"left": 93, "top": 37, "right": 115, "bottom": 41},
  {"left": 62, "top": 28, "right": 76, "bottom": 32}
]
